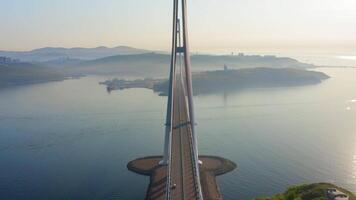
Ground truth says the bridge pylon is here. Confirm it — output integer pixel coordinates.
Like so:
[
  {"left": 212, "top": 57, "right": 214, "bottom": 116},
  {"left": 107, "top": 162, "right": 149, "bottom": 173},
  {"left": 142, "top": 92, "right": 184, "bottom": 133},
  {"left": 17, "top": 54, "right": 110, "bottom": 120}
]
[
  {"left": 161, "top": 0, "right": 200, "bottom": 168},
  {"left": 128, "top": 1, "right": 237, "bottom": 199}
]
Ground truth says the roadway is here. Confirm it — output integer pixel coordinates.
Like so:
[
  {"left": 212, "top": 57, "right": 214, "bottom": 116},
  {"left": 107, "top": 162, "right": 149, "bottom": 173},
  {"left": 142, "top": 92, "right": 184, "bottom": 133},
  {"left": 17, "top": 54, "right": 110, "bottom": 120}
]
[{"left": 169, "top": 73, "right": 200, "bottom": 200}]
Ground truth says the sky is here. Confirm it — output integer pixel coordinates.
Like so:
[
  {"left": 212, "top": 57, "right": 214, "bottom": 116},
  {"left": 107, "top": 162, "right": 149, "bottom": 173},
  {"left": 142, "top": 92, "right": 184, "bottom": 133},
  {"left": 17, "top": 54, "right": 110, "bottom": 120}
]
[{"left": 1, "top": 0, "right": 356, "bottom": 54}]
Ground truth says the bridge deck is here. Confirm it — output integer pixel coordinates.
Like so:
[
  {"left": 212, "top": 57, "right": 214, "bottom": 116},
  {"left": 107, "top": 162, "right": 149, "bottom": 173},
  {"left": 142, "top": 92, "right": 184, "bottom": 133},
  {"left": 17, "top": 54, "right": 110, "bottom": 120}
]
[
  {"left": 127, "top": 61, "right": 237, "bottom": 199},
  {"left": 169, "top": 77, "right": 198, "bottom": 200},
  {"left": 127, "top": 76, "right": 237, "bottom": 199},
  {"left": 127, "top": 156, "right": 236, "bottom": 200}
]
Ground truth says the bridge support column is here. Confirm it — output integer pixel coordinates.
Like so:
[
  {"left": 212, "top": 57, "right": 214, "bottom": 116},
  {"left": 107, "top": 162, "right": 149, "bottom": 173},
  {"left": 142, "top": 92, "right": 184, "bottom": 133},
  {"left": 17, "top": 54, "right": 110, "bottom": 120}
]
[{"left": 160, "top": 0, "right": 179, "bottom": 166}]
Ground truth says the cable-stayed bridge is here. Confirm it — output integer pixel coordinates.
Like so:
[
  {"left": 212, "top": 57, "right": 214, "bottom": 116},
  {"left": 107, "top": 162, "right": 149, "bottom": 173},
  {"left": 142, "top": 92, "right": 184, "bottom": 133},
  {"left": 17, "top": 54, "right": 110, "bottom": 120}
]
[
  {"left": 128, "top": 0, "right": 236, "bottom": 199},
  {"left": 161, "top": 0, "right": 203, "bottom": 199}
]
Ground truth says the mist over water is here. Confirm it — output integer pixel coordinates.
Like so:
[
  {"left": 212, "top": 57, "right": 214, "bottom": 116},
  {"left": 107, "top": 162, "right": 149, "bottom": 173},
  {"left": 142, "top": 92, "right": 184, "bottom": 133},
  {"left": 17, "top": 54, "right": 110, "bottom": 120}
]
[
  {"left": 198, "top": 51, "right": 356, "bottom": 67},
  {"left": 284, "top": 53, "right": 356, "bottom": 67},
  {"left": 0, "top": 67, "right": 355, "bottom": 199}
]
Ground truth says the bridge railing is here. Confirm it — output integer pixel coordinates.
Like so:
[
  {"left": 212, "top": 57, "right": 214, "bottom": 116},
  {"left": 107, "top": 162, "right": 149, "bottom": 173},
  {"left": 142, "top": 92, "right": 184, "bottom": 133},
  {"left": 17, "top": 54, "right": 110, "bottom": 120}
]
[
  {"left": 165, "top": 128, "right": 173, "bottom": 200},
  {"left": 181, "top": 71, "right": 204, "bottom": 200},
  {"left": 187, "top": 123, "right": 204, "bottom": 200},
  {"left": 165, "top": 74, "right": 203, "bottom": 200},
  {"left": 165, "top": 122, "right": 203, "bottom": 200}
]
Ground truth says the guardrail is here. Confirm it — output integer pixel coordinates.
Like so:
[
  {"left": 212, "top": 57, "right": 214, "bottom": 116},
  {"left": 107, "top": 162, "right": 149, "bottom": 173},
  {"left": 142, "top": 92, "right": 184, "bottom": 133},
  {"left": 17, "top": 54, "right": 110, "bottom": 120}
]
[
  {"left": 182, "top": 72, "right": 204, "bottom": 200},
  {"left": 165, "top": 74, "right": 203, "bottom": 200},
  {"left": 187, "top": 123, "right": 204, "bottom": 200},
  {"left": 165, "top": 128, "right": 173, "bottom": 200}
]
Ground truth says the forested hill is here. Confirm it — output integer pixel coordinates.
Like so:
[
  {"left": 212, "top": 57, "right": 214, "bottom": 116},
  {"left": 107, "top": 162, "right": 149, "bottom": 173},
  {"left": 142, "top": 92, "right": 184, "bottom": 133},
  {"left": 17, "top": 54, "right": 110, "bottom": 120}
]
[{"left": 72, "top": 53, "right": 314, "bottom": 77}]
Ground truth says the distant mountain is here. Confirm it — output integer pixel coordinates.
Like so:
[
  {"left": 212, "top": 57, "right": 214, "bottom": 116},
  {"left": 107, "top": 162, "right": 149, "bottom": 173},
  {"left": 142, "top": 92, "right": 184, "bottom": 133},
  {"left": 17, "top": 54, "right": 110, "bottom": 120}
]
[
  {"left": 73, "top": 53, "right": 170, "bottom": 77},
  {"left": 0, "top": 46, "right": 151, "bottom": 62},
  {"left": 41, "top": 57, "right": 84, "bottom": 67},
  {"left": 70, "top": 53, "right": 314, "bottom": 77}
]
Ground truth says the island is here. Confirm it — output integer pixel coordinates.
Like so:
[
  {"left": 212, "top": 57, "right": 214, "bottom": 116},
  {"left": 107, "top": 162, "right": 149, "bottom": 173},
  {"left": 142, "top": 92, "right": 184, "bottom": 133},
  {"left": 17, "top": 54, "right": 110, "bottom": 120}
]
[
  {"left": 100, "top": 78, "right": 164, "bottom": 92},
  {"left": 1, "top": 50, "right": 324, "bottom": 89},
  {"left": 100, "top": 67, "right": 330, "bottom": 95},
  {"left": 255, "top": 183, "right": 355, "bottom": 200},
  {"left": 1, "top": 49, "right": 319, "bottom": 88}
]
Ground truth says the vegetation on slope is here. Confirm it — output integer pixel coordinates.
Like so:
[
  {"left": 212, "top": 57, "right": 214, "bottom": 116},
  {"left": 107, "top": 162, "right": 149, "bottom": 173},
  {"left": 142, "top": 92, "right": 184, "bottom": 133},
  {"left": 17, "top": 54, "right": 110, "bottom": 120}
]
[
  {"left": 77, "top": 53, "right": 315, "bottom": 76},
  {"left": 0, "top": 63, "right": 78, "bottom": 87},
  {"left": 153, "top": 68, "right": 329, "bottom": 95},
  {"left": 255, "top": 183, "right": 356, "bottom": 200}
]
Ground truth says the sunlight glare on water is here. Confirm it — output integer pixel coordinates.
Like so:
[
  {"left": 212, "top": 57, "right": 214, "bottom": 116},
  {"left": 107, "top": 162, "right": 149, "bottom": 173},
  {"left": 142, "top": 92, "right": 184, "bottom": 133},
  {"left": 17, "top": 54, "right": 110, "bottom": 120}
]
[{"left": 338, "top": 56, "right": 356, "bottom": 61}]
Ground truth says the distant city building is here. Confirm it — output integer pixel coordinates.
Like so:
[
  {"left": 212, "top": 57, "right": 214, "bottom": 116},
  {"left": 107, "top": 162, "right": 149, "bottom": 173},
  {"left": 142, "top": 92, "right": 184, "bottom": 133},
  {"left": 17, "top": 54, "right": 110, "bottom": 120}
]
[
  {"left": 0, "top": 57, "right": 20, "bottom": 64},
  {"left": 0, "top": 57, "right": 10, "bottom": 63},
  {"left": 224, "top": 64, "right": 228, "bottom": 71}
]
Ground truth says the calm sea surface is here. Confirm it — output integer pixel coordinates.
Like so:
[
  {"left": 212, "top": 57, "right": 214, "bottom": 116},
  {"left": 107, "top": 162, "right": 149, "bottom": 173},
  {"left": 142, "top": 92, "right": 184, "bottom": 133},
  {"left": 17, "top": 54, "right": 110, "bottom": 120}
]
[{"left": 0, "top": 68, "right": 356, "bottom": 200}]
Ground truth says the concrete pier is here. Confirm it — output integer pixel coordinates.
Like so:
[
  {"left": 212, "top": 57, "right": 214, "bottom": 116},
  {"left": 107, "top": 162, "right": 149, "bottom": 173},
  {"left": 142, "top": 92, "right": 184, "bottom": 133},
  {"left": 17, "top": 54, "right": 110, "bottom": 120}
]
[{"left": 127, "top": 156, "right": 236, "bottom": 200}]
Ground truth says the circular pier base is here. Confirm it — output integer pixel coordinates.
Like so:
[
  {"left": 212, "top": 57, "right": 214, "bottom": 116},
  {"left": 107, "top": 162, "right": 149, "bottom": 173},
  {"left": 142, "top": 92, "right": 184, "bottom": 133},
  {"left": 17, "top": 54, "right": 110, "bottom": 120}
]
[{"left": 127, "top": 155, "right": 236, "bottom": 200}]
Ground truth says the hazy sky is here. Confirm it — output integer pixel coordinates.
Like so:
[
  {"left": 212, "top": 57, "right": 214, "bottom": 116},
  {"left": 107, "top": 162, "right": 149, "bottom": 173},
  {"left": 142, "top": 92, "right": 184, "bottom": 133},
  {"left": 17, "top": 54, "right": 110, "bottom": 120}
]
[{"left": 1, "top": 0, "right": 356, "bottom": 53}]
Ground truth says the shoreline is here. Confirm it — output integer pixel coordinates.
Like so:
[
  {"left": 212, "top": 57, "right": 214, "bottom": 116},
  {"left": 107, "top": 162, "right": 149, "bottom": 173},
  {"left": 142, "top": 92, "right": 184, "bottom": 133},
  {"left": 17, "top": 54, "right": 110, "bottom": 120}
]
[{"left": 0, "top": 75, "right": 84, "bottom": 89}]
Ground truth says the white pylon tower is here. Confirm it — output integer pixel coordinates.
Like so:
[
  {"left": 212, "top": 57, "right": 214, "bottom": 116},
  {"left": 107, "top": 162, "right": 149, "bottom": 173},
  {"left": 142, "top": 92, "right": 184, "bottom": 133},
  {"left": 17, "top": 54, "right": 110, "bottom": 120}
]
[{"left": 160, "top": 0, "right": 200, "bottom": 169}]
